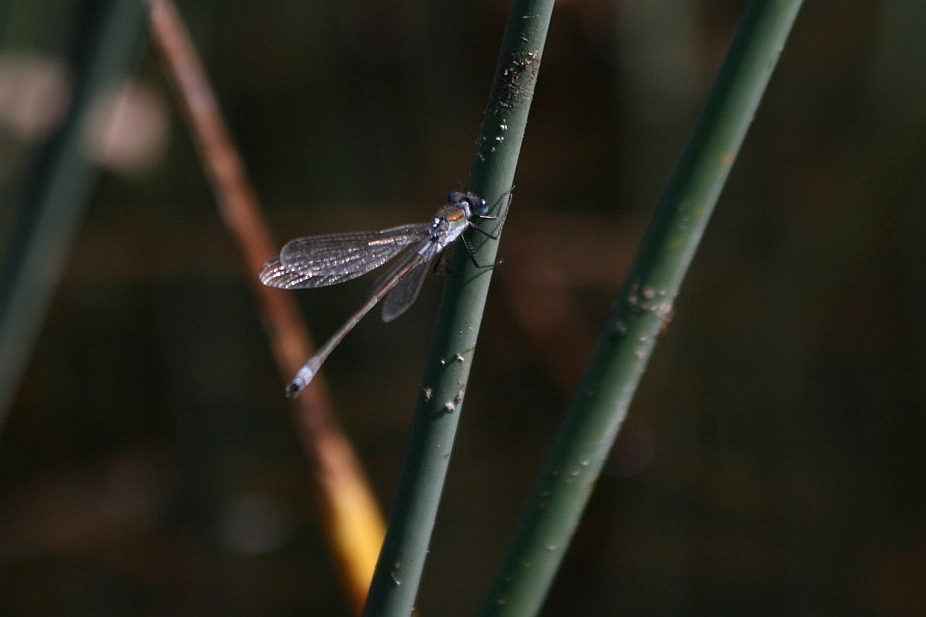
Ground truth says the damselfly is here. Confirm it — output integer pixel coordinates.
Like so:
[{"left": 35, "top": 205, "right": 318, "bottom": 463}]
[{"left": 259, "top": 191, "right": 495, "bottom": 397}]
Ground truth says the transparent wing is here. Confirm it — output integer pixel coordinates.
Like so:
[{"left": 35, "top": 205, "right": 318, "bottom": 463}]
[
  {"left": 259, "top": 257, "right": 314, "bottom": 289},
  {"left": 259, "top": 223, "right": 429, "bottom": 289},
  {"left": 379, "top": 243, "right": 442, "bottom": 323}
]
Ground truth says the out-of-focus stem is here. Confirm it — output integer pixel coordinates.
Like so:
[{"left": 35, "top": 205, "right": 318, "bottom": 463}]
[{"left": 145, "top": 0, "right": 384, "bottom": 611}]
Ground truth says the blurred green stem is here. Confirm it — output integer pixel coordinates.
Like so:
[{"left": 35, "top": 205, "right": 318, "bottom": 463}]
[
  {"left": 0, "top": 0, "right": 146, "bottom": 425},
  {"left": 478, "top": 1, "right": 804, "bottom": 615},
  {"left": 361, "top": 1, "right": 555, "bottom": 616}
]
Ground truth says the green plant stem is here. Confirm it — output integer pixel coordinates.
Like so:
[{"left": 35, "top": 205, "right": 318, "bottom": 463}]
[
  {"left": 478, "top": 1, "right": 804, "bottom": 616},
  {"left": 0, "top": 0, "right": 146, "bottom": 426},
  {"left": 360, "top": 1, "right": 555, "bottom": 616}
]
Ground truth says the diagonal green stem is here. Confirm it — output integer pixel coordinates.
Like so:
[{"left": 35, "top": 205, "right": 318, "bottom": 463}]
[
  {"left": 478, "top": 1, "right": 804, "bottom": 616},
  {"left": 0, "top": 0, "right": 146, "bottom": 427},
  {"left": 361, "top": 1, "right": 555, "bottom": 615}
]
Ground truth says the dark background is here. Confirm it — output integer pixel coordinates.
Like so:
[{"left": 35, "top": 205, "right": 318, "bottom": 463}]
[{"left": 1, "top": 0, "right": 925, "bottom": 615}]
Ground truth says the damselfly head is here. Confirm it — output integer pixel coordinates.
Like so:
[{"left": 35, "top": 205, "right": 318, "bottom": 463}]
[{"left": 448, "top": 190, "right": 488, "bottom": 217}]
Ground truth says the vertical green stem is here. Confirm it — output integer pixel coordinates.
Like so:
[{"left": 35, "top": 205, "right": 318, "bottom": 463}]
[
  {"left": 361, "top": 1, "right": 555, "bottom": 616},
  {"left": 479, "top": 1, "right": 804, "bottom": 616}
]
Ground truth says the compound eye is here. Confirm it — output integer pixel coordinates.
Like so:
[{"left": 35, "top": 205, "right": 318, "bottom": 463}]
[{"left": 473, "top": 197, "right": 488, "bottom": 215}]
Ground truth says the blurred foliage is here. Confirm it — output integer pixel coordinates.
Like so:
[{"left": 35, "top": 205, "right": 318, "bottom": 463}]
[{"left": 1, "top": 0, "right": 925, "bottom": 616}]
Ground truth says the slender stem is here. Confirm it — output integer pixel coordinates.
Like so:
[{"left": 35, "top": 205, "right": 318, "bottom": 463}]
[
  {"left": 478, "top": 1, "right": 805, "bottom": 615},
  {"left": 0, "top": 0, "right": 146, "bottom": 427},
  {"left": 361, "top": 1, "right": 555, "bottom": 615},
  {"left": 145, "top": 0, "right": 384, "bottom": 610}
]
